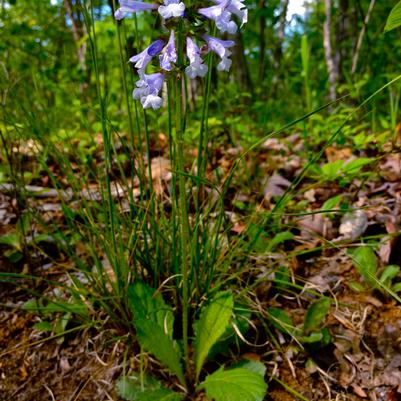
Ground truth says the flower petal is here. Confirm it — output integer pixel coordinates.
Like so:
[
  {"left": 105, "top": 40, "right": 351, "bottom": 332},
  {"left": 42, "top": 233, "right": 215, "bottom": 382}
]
[
  {"left": 141, "top": 94, "right": 163, "bottom": 109},
  {"left": 158, "top": 1, "right": 185, "bottom": 18},
  {"left": 159, "top": 31, "right": 177, "bottom": 71},
  {"left": 114, "top": 0, "right": 158, "bottom": 20},
  {"left": 129, "top": 40, "right": 164, "bottom": 71}
]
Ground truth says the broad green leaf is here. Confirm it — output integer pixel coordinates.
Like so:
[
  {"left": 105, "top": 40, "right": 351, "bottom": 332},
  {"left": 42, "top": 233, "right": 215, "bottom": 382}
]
[
  {"left": 321, "top": 160, "right": 344, "bottom": 180},
  {"left": 321, "top": 327, "right": 332, "bottom": 346},
  {"left": 31, "top": 233, "right": 53, "bottom": 244},
  {"left": 128, "top": 282, "right": 174, "bottom": 339},
  {"left": 21, "top": 299, "right": 87, "bottom": 316},
  {"left": 209, "top": 304, "right": 251, "bottom": 358},
  {"left": 6, "top": 250, "right": 24, "bottom": 263},
  {"left": 116, "top": 375, "right": 183, "bottom": 401},
  {"left": 135, "top": 319, "right": 186, "bottom": 387},
  {"left": 303, "top": 298, "right": 330, "bottom": 334},
  {"left": 298, "top": 332, "right": 323, "bottom": 344},
  {"left": 234, "top": 360, "right": 267, "bottom": 377},
  {"left": 194, "top": 291, "right": 234, "bottom": 378},
  {"left": 0, "top": 233, "right": 20, "bottom": 249},
  {"left": 266, "top": 231, "right": 294, "bottom": 252},
  {"left": 53, "top": 313, "right": 71, "bottom": 334},
  {"left": 33, "top": 321, "right": 53, "bottom": 331},
  {"left": 321, "top": 195, "right": 343, "bottom": 213},
  {"left": 385, "top": 1, "right": 401, "bottom": 32},
  {"left": 22, "top": 299, "right": 42, "bottom": 313},
  {"left": 348, "top": 281, "right": 366, "bottom": 292},
  {"left": 42, "top": 301, "right": 87, "bottom": 316},
  {"left": 267, "top": 307, "right": 295, "bottom": 335},
  {"left": 351, "top": 247, "right": 378, "bottom": 288},
  {"left": 342, "top": 157, "right": 373, "bottom": 174},
  {"left": 199, "top": 367, "right": 267, "bottom": 401},
  {"left": 128, "top": 283, "right": 185, "bottom": 385},
  {"left": 379, "top": 265, "right": 400, "bottom": 285},
  {"left": 299, "top": 328, "right": 331, "bottom": 347}
]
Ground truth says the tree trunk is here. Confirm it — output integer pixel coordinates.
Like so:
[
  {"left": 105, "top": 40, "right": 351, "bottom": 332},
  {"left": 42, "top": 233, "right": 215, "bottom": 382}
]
[
  {"left": 323, "top": 0, "right": 338, "bottom": 101},
  {"left": 258, "top": 0, "right": 266, "bottom": 81},
  {"left": 233, "top": 30, "right": 253, "bottom": 94},
  {"left": 63, "top": 0, "right": 87, "bottom": 72},
  {"left": 271, "top": 0, "right": 289, "bottom": 91},
  {"left": 351, "top": 0, "right": 376, "bottom": 74},
  {"left": 335, "top": 0, "right": 349, "bottom": 82}
]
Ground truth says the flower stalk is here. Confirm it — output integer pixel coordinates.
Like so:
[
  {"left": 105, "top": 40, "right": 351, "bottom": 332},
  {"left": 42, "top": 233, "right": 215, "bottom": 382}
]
[
  {"left": 174, "top": 23, "right": 191, "bottom": 368},
  {"left": 113, "top": 0, "right": 249, "bottom": 377}
]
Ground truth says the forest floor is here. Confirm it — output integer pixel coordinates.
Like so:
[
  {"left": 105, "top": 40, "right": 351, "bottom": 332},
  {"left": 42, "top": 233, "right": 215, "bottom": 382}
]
[{"left": 1, "top": 128, "right": 401, "bottom": 401}]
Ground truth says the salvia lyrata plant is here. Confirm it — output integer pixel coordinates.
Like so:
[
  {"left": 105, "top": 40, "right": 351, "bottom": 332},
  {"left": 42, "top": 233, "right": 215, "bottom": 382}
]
[
  {"left": 113, "top": 1, "right": 268, "bottom": 401},
  {"left": 115, "top": 0, "right": 247, "bottom": 109}
]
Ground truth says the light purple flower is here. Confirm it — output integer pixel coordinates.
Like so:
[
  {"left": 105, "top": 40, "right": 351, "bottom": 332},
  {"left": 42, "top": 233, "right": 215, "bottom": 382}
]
[
  {"left": 227, "top": 0, "right": 248, "bottom": 26},
  {"left": 129, "top": 39, "right": 164, "bottom": 71},
  {"left": 198, "top": 1, "right": 228, "bottom": 23},
  {"left": 159, "top": 31, "right": 177, "bottom": 71},
  {"left": 133, "top": 72, "right": 165, "bottom": 109},
  {"left": 158, "top": 0, "right": 185, "bottom": 19},
  {"left": 198, "top": 0, "right": 247, "bottom": 34},
  {"left": 204, "top": 35, "right": 234, "bottom": 71},
  {"left": 114, "top": 0, "right": 158, "bottom": 20},
  {"left": 141, "top": 94, "right": 163, "bottom": 109},
  {"left": 185, "top": 37, "right": 208, "bottom": 79},
  {"left": 215, "top": 10, "right": 237, "bottom": 34}
]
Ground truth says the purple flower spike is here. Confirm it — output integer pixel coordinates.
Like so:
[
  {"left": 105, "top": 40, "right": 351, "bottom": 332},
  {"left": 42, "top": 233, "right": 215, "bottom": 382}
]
[
  {"left": 198, "top": 0, "right": 247, "bottom": 34},
  {"left": 198, "top": 1, "right": 227, "bottom": 22},
  {"left": 215, "top": 10, "right": 237, "bottom": 34},
  {"left": 160, "top": 31, "right": 177, "bottom": 71},
  {"left": 129, "top": 40, "right": 164, "bottom": 71},
  {"left": 158, "top": 0, "right": 185, "bottom": 19},
  {"left": 204, "top": 35, "right": 235, "bottom": 71},
  {"left": 198, "top": 0, "right": 235, "bottom": 34},
  {"left": 227, "top": 0, "right": 248, "bottom": 26},
  {"left": 185, "top": 37, "right": 208, "bottom": 79},
  {"left": 133, "top": 72, "right": 165, "bottom": 110},
  {"left": 114, "top": 0, "right": 158, "bottom": 20}
]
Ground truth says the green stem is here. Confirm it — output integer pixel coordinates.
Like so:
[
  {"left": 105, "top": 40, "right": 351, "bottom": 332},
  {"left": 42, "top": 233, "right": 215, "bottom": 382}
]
[
  {"left": 197, "top": 27, "right": 215, "bottom": 184},
  {"left": 113, "top": 0, "right": 135, "bottom": 149},
  {"left": 194, "top": 31, "right": 215, "bottom": 296},
  {"left": 175, "top": 26, "right": 190, "bottom": 368}
]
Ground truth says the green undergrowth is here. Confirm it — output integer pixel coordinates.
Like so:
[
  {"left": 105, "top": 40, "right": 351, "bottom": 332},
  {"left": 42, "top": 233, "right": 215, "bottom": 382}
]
[{"left": 1, "top": 2, "right": 401, "bottom": 401}]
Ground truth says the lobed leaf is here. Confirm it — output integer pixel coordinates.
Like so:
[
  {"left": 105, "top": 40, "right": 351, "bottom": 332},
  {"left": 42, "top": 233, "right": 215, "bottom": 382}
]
[
  {"left": 128, "top": 282, "right": 174, "bottom": 338},
  {"left": 266, "top": 231, "right": 294, "bottom": 252},
  {"left": 351, "top": 247, "right": 378, "bottom": 288},
  {"left": 303, "top": 298, "right": 330, "bottom": 334},
  {"left": 194, "top": 291, "right": 234, "bottom": 378},
  {"left": 199, "top": 367, "right": 267, "bottom": 401},
  {"left": 127, "top": 282, "right": 185, "bottom": 386},
  {"left": 135, "top": 319, "right": 186, "bottom": 387},
  {"left": 379, "top": 265, "right": 400, "bottom": 286},
  {"left": 116, "top": 375, "right": 183, "bottom": 401},
  {"left": 385, "top": 1, "right": 401, "bottom": 32}
]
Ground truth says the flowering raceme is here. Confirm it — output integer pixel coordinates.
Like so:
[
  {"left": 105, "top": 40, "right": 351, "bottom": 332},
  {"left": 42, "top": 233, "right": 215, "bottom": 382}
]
[
  {"left": 133, "top": 72, "right": 165, "bottom": 109},
  {"left": 114, "top": 0, "right": 248, "bottom": 109}
]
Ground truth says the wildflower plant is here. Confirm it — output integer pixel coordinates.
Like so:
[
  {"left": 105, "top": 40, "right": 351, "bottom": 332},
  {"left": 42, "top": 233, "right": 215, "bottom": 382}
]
[{"left": 111, "top": 1, "right": 268, "bottom": 400}]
